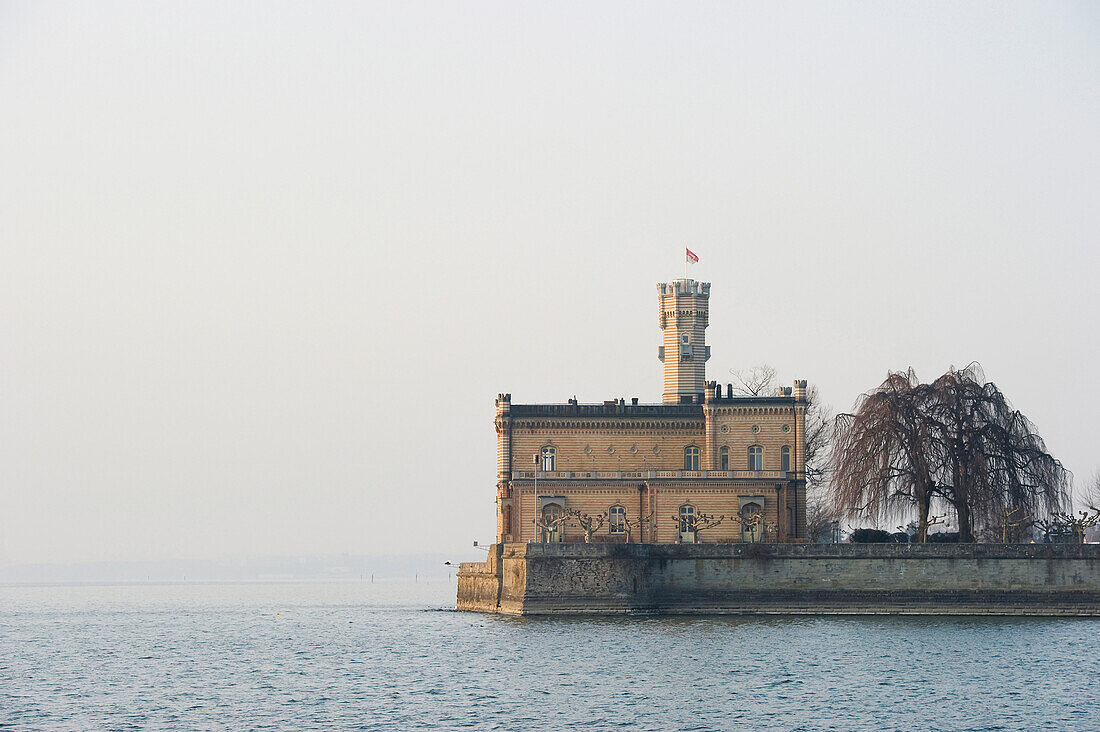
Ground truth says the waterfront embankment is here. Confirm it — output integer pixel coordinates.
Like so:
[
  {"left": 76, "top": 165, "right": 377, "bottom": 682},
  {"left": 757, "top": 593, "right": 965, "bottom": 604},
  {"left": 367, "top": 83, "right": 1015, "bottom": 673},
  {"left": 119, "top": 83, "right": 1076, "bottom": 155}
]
[{"left": 457, "top": 542, "right": 1100, "bottom": 615}]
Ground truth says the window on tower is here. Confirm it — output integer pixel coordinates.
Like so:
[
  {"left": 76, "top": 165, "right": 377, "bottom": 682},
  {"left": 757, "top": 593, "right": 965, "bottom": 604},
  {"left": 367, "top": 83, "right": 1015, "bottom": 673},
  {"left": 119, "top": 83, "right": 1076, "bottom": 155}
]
[
  {"left": 719, "top": 446, "right": 729, "bottom": 471},
  {"left": 540, "top": 446, "right": 555, "bottom": 472},
  {"left": 781, "top": 445, "right": 791, "bottom": 473}
]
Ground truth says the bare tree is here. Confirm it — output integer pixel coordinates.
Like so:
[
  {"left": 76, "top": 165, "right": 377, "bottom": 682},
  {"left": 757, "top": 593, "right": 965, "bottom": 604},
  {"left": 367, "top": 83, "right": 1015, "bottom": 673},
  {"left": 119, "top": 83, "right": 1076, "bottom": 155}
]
[
  {"left": 621, "top": 510, "right": 653, "bottom": 543},
  {"left": 534, "top": 512, "right": 571, "bottom": 542},
  {"left": 831, "top": 369, "right": 939, "bottom": 539},
  {"left": 731, "top": 509, "right": 765, "bottom": 542},
  {"left": 832, "top": 365, "right": 1070, "bottom": 543},
  {"left": 918, "top": 514, "right": 948, "bottom": 543},
  {"left": 1080, "top": 470, "right": 1100, "bottom": 512},
  {"left": 805, "top": 498, "right": 839, "bottom": 543},
  {"left": 693, "top": 512, "right": 726, "bottom": 535},
  {"left": 1036, "top": 508, "right": 1100, "bottom": 544},
  {"left": 567, "top": 510, "right": 607, "bottom": 543},
  {"left": 981, "top": 506, "right": 1032, "bottom": 544},
  {"left": 925, "top": 365, "right": 1069, "bottom": 542},
  {"left": 801, "top": 382, "right": 834, "bottom": 492},
  {"left": 728, "top": 365, "right": 779, "bottom": 396},
  {"left": 672, "top": 511, "right": 726, "bottom": 542}
]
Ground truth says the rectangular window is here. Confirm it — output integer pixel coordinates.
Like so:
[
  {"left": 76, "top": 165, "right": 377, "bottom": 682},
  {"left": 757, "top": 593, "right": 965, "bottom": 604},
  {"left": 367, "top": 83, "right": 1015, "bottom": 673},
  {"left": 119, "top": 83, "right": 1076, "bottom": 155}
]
[{"left": 684, "top": 447, "right": 700, "bottom": 471}]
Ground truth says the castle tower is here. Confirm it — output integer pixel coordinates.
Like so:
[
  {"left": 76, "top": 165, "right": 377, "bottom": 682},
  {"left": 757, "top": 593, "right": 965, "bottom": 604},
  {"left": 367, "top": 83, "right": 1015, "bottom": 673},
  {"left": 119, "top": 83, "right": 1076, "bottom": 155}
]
[{"left": 657, "top": 279, "right": 711, "bottom": 403}]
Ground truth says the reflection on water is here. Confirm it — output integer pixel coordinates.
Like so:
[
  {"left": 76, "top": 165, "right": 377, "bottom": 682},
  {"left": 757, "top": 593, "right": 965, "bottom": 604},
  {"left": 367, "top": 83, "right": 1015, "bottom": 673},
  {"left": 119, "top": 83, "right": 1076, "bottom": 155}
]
[{"left": 1, "top": 581, "right": 1096, "bottom": 730}]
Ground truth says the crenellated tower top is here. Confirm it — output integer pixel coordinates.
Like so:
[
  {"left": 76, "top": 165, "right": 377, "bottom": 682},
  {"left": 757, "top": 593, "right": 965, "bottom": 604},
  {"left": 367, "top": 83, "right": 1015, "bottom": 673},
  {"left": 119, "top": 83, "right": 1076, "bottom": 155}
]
[
  {"left": 657, "top": 278, "right": 711, "bottom": 404},
  {"left": 657, "top": 279, "right": 711, "bottom": 298}
]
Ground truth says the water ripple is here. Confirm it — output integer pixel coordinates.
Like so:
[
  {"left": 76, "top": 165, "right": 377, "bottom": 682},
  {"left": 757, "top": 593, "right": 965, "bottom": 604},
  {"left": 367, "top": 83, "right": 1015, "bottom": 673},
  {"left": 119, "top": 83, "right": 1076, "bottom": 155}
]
[{"left": 0, "top": 581, "right": 1097, "bottom": 730}]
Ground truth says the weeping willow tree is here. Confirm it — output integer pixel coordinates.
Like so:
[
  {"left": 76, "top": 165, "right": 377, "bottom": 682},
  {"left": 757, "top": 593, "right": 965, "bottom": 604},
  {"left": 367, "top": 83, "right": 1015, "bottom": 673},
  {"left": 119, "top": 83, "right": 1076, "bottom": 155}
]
[
  {"left": 832, "top": 369, "right": 939, "bottom": 538},
  {"left": 925, "top": 365, "right": 1069, "bottom": 541},
  {"left": 832, "top": 364, "right": 1069, "bottom": 542}
]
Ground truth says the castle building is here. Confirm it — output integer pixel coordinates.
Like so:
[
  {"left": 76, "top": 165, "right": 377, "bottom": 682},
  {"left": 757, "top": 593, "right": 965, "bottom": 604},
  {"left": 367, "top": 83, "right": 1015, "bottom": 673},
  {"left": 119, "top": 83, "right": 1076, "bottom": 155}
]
[{"left": 494, "top": 278, "right": 808, "bottom": 544}]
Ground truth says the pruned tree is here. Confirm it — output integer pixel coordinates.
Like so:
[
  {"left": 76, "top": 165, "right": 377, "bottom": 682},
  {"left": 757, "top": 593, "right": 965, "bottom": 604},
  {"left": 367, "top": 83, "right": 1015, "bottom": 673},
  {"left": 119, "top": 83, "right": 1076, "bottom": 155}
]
[
  {"left": 672, "top": 511, "right": 726, "bottom": 541},
  {"left": 732, "top": 508, "right": 764, "bottom": 543},
  {"left": 693, "top": 512, "right": 726, "bottom": 534},
  {"left": 534, "top": 511, "right": 571, "bottom": 542},
  {"left": 832, "top": 365, "right": 1070, "bottom": 543},
  {"left": 917, "top": 514, "right": 948, "bottom": 543},
  {"left": 621, "top": 510, "right": 653, "bottom": 543},
  {"left": 1036, "top": 508, "right": 1100, "bottom": 544},
  {"left": 981, "top": 506, "right": 1032, "bottom": 544},
  {"left": 567, "top": 509, "right": 607, "bottom": 543}
]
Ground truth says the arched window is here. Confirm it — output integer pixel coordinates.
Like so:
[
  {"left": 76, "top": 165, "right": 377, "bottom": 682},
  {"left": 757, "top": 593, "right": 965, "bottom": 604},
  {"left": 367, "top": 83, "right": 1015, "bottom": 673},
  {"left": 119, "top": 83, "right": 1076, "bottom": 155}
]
[
  {"left": 540, "top": 446, "right": 555, "bottom": 472},
  {"left": 609, "top": 505, "right": 626, "bottom": 535},
  {"left": 719, "top": 446, "right": 730, "bottom": 471},
  {"left": 781, "top": 445, "right": 791, "bottom": 473},
  {"left": 678, "top": 504, "right": 696, "bottom": 533},
  {"left": 740, "top": 502, "right": 763, "bottom": 543},
  {"left": 684, "top": 445, "right": 700, "bottom": 471},
  {"left": 748, "top": 445, "right": 763, "bottom": 471}
]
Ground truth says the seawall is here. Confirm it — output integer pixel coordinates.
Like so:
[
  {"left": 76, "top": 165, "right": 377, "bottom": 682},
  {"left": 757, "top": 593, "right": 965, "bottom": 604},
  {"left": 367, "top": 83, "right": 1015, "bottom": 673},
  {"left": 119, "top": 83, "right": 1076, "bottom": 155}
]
[{"left": 456, "top": 542, "right": 1100, "bottom": 616}]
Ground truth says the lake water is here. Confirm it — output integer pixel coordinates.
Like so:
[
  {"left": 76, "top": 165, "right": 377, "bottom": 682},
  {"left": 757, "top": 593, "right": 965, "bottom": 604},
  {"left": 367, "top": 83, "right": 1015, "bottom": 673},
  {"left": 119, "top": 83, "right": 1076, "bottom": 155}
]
[{"left": 1, "top": 580, "right": 1097, "bottom": 730}]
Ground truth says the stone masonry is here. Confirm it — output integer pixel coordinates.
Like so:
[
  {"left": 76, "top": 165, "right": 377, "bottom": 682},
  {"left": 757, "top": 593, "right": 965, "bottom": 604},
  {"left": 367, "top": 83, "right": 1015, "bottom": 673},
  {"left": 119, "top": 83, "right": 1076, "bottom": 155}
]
[{"left": 458, "top": 542, "right": 1100, "bottom": 616}]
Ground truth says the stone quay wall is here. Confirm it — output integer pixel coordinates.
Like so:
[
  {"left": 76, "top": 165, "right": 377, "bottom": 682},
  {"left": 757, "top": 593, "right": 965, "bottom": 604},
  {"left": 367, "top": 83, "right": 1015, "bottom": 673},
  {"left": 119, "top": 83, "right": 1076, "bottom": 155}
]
[{"left": 456, "top": 542, "right": 1100, "bottom": 616}]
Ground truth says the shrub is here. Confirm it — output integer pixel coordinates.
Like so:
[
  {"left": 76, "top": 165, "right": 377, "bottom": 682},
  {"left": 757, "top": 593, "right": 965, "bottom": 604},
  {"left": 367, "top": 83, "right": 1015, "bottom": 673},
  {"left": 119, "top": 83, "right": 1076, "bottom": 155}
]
[{"left": 849, "top": 528, "right": 893, "bottom": 543}]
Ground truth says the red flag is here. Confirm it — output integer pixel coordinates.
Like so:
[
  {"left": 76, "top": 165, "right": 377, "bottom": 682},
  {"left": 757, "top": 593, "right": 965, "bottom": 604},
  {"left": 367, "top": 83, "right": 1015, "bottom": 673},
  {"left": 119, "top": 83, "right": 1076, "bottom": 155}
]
[{"left": 686, "top": 248, "right": 699, "bottom": 264}]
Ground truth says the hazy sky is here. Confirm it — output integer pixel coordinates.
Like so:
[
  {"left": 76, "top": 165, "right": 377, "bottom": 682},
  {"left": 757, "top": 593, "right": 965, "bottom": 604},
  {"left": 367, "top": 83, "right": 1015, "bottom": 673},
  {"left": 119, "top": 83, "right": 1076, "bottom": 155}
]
[{"left": 1, "top": 2, "right": 1097, "bottom": 566}]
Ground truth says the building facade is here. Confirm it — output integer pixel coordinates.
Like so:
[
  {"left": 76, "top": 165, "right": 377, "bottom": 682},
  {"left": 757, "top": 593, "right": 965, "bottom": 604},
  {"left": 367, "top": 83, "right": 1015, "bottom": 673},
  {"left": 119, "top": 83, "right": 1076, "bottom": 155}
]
[{"left": 494, "top": 278, "right": 808, "bottom": 544}]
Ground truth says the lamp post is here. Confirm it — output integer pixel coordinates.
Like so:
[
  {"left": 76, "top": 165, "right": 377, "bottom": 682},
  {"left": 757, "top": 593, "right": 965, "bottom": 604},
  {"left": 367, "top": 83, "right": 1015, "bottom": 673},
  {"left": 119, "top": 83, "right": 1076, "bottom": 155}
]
[{"left": 532, "top": 452, "right": 540, "bottom": 542}]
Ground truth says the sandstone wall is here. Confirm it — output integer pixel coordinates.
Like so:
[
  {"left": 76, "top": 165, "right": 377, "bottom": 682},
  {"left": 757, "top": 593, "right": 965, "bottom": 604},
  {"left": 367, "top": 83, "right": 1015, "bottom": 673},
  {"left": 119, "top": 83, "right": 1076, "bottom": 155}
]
[
  {"left": 457, "top": 543, "right": 1100, "bottom": 616},
  {"left": 455, "top": 545, "right": 503, "bottom": 613}
]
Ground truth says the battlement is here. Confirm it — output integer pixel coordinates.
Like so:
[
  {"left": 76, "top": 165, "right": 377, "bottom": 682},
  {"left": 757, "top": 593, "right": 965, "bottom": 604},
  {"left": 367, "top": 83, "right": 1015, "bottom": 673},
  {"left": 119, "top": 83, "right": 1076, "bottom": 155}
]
[
  {"left": 658, "top": 278, "right": 710, "bottom": 403},
  {"left": 657, "top": 279, "right": 711, "bottom": 298}
]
